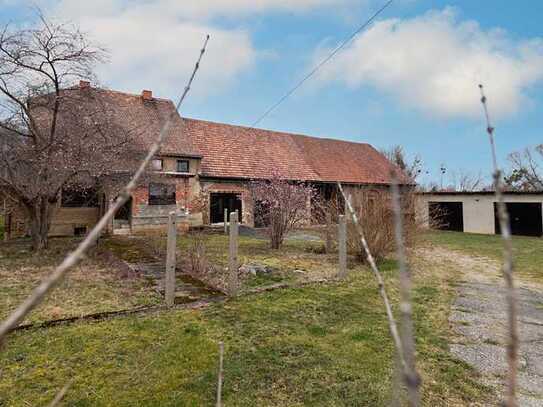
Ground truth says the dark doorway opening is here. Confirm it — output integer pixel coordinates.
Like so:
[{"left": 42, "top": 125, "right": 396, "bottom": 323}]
[
  {"left": 114, "top": 197, "right": 132, "bottom": 221},
  {"left": 494, "top": 202, "right": 542, "bottom": 237},
  {"left": 429, "top": 201, "right": 464, "bottom": 231},
  {"left": 210, "top": 193, "right": 242, "bottom": 224}
]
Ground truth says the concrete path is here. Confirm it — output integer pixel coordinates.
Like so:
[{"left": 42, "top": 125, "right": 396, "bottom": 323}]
[{"left": 424, "top": 247, "right": 543, "bottom": 406}]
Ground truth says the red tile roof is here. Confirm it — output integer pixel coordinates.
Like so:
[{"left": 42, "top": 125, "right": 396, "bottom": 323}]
[
  {"left": 63, "top": 86, "right": 404, "bottom": 185},
  {"left": 183, "top": 118, "right": 404, "bottom": 185},
  {"left": 62, "top": 87, "right": 201, "bottom": 157}
]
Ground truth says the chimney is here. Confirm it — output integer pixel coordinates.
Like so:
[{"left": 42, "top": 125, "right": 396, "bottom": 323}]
[
  {"left": 142, "top": 90, "right": 153, "bottom": 101},
  {"left": 79, "top": 80, "right": 91, "bottom": 89}
]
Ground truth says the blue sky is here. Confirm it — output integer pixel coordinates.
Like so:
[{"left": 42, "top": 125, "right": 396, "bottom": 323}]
[{"left": 1, "top": 0, "right": 542, "bottom": 186}]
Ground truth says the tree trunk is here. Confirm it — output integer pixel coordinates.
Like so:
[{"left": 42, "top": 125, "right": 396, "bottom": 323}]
[
  {"left": 270, "top": 225, "right": 284, "bottom": 249},
  {"left": 27, "top": 197, "right": 54, "bottom": 251}
]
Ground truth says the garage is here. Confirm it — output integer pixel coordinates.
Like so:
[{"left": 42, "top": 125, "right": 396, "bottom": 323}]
[
  {"left": 428, "top": 201, "right": 464, "bottom": 232},
  {"left": 494, "top": 202, "right": 543, "bottom": 237},
  {"left": 418, "top": 192, "right": 543, "bottom": 235}
]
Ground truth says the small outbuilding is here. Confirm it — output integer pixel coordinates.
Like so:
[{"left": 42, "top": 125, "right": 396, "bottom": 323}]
[{"left": 417, "top": 191, "right": 543, "bottom": 237}]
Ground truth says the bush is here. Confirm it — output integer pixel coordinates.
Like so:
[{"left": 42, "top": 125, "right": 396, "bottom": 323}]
[
  {"left": 250, "top": 174, "right": 315, "bottom": 249},
  {"left": 317, "top": 188, "right": 421, "bottom": 264},
  {"left": 186, "top": 233, "right": 228, "bottom": 293}
]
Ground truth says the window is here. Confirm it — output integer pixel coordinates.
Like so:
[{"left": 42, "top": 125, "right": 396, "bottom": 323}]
[
  {"left": 74, "top": 226, "right": 88, "bottom": 236},
  {"left": 151, "top": 158, "right": 163, "bottom": 171},
  {"left": 148, "top": 183, "right": 176, "bottom": 205},
  {"left": 61, "top": 188, "right": 99, "bottom": 208},
  {"left": 177, "top": 159, "right": 189, "bottom": 173}
]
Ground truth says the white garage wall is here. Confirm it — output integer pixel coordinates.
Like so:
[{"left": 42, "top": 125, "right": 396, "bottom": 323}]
[{"left": 417, "top": 193, "right": 543, "bottom": 235}]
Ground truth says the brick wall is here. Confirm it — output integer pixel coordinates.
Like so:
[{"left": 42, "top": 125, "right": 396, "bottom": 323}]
[{"left": 131, "top": 179, "right": 191, "bottom": 229}]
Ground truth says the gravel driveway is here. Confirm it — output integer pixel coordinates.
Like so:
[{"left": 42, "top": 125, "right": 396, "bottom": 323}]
[{"left": 424, "top": 247, "right": 543, "bottom": 406}]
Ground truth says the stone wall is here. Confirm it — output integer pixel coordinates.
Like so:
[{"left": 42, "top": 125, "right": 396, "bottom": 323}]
[{"left": 5, "top": 203, "right": 100, "bottom": 239}]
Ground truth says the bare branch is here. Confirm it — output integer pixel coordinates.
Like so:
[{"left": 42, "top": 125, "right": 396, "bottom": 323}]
[
  {"left": 478, "top": 84, "right": 519, "bottom": 407},
  {"left": 391, "top": 173, "right": 421, "bottom": 406},
  {"left": 47, "top": 380, "right": 73, "bottom": 407},
  {"left": 0, "top": 34, "right": 210, "bottom": 345},
  {"left": 336, "top": 182, "right": 412, "bottom": 391},
  {"left": 216, "top": 341, "right": 224, "bottom": 407}
]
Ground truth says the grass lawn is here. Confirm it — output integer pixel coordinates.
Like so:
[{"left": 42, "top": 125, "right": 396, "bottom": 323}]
[
  {"left": 0, "top": 231, "right": 493, "bottom": 406},
  {"left": 423, "top": 230, "right": 543, "bottom": 284},
  {"left": 0, "top": 238, "right": 162, "bottom": 325}
]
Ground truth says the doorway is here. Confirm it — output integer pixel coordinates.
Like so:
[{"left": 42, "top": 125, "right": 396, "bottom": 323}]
[
  {"left": 428, "top": 201, "right": 464, "bottom": 232},
  {"left": 114, "top": 196, "right": 132, "bottom": 229},
  {"left": 494, "top": 202, "right": 542, "bottom": 237},
  {"left": 210, "top": 193, "right": 242, "bottom": 224}
]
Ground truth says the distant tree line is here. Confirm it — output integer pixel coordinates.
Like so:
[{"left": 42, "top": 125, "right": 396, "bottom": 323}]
[{"left": 383, "top": 144, "right": 543, "bottom": 192}]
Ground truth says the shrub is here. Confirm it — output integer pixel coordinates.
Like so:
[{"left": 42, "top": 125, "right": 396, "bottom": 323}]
[
  {"left": 250, "top": 174, "right": 315, "bottom": 249},
  {"left": 317, "top": 187, "right": 421, "bottom": 264}
]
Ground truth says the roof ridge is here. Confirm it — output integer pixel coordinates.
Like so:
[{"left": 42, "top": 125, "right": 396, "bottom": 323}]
[
  {"left": 181, "top": 116, "right": 371, "bottom": 147},
  {"left": 64, "top": 85, "right": 174, "bottom": 103}
]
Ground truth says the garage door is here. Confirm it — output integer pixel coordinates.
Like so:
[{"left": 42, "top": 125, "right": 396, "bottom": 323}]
[
  {"left": 494, "top": 202, "right": 543, "bottom": 237},
  {"left": 428, "top": 202, "right": 464, "bottom": 232}
]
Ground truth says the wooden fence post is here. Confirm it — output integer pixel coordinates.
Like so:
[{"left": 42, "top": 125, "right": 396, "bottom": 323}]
[
  {"left": 338, "top": 214, "right": 347, "bottom": 279},
  {"left": 228, "top": 211, "right": 239, "bottom": 296},
  {"left": 165, "top": 211, "right": 177, "bottom": 306},
  {"left": 325, "top": 212, "right": 333, "bottom": 253},
  {"left": 224, "top": 208, "right": 228, "bottom": 234}
]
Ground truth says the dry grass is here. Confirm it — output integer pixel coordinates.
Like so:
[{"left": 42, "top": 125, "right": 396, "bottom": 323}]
[
  {"left": 0, "top": 238, "right": 161, "bottom": 324},
  {"left": 0, "top": 230, "right": 494, "bottom": 406}
]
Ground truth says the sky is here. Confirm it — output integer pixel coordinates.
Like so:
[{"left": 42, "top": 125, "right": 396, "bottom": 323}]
[{"left": 1, "top": 0, "right": 542, "bottom": 187}]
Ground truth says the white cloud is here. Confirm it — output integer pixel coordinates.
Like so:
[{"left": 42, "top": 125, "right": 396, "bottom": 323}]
[
  {"left": 313, "top": 7, "right": 543, "bottom": 119},
  {"left": 55, "top": 0, "right": 350, "bottom": 20},
  {"left": 34, "top": 0, "right": 351, "bottom": 98},
  {"left": 79, "top": 14, "right": 255, "bottom": 98}
]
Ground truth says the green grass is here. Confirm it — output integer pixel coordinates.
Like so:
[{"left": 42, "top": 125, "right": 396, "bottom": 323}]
[
  {"left": 0, "top": 238, "right": 162, "bottom": 324},
  {"left": 0, "top": 233, "right": 492, "bottom": 406},
  {"left": 424, "top": 230, "right": 543, "bottom": 284}
]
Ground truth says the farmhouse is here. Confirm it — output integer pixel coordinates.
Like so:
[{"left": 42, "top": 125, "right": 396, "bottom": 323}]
[
  {"left": 418, "top": 191, "right": 543, "bottom": 237},
  {"left": 3, "top": 82, "right": 402, "bottom": 239}
]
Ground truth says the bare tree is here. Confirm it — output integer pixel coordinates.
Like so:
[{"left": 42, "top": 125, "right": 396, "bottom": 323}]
[
  {"left": 0, "top": 34, "right": 210, "bottom": 343},
  {"left": 250, "top": 173, "right": 315, "bottom": 249},
  {"left": 447, "top": 170, "right": 484, "bottom": 191},
  {"left": 504, "top": 145, "right": 543, "bottom": 191},
  {"left": 382, "top": 145, "right": 423, "bottom": 182},
  {"left": 0, "top": 13, "right": 139, "bottom": 250}
]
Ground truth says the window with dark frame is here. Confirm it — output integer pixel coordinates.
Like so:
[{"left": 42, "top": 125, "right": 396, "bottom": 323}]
[
  {"left": 152, "top": 158, "right": 163, "bottom": 171},
  {"left": 61, "top": 188, "right": 99, "bottom": 208},
  {"left": 148, "top": 183, "right": 176, "bottom": 205},
  {"left": 177, "top": 159, "right": 189, "bottom": 173}
]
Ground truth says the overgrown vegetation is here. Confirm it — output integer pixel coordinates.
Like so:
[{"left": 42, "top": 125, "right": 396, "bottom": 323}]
[
  {"left": 0, "top": 238, "right": 161, "bottom": 324},
  {"left": 250, "top": 174, "right": 315, "bottom": 249},
  {"left": 0, "top": 233, "right": 493, "bottom": 405}
]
